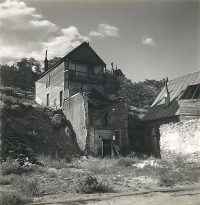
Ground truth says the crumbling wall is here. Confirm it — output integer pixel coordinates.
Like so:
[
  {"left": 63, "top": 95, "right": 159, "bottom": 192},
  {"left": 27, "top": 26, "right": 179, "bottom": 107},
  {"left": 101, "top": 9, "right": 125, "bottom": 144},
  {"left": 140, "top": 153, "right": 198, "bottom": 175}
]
[
  {"left": 63, "top": 93, "right": 88, "bottom": 151},
  {"left": 160, "top": 119, "right": 200, "bottom": 159}
]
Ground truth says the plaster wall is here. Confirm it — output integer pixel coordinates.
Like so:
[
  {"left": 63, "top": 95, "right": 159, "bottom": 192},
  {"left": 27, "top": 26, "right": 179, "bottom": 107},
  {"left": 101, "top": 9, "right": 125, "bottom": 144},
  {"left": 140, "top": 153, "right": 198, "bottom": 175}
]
[{"left": 35, "top": 62, "right": 64, "bottom": 108}]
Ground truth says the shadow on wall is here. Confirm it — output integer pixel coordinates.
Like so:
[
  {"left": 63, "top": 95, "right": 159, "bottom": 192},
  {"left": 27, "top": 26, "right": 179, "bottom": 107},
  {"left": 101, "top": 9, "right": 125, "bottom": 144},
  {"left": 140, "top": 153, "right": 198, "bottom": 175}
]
[{"left": 51, "top": 110, "right": 80, "bottom": 149}]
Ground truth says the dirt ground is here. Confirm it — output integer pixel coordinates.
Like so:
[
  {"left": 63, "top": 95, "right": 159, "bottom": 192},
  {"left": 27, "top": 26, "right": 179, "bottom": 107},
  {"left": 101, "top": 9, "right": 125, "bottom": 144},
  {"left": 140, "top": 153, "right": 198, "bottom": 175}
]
[{"left": 28, "top": 186, "right": 200, "bottom": 205}]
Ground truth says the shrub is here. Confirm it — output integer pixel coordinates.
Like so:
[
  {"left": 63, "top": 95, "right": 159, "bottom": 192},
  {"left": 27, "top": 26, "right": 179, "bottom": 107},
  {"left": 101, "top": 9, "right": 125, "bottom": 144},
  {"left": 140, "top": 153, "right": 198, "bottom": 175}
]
[
  {"left": 1, "top": 160, "right": 35, "bottom": 175},
  {"left": 0, "top": 174, "right": 15, "bottom": 185},
  {"left": 158, "top": 177, "right": 175, "bottom": 187},
  {"left": 0, "top": 191, "right": 32, "bottom": 205},
  {"left": 13, "top": 175, "right": 40, "bottom": 197},
  {"left": 75, "top": 175, "right": 113, "bottom": 194},
  {"left": 51, "top": 113, "right": 67, "bottom": 128}
]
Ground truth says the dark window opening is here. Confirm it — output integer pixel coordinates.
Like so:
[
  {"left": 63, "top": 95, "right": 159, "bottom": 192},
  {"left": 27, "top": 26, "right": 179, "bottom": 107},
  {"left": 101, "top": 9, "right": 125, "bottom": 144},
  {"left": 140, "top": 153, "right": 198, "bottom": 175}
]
[
  {"left": 181, "top": 84, "right": 200, "bottom": 99},
  {"left": 46, "top": 94, "right": 49, "bottom": 106},
  {"left": 60, "top": 90, "right": 63, "bottom": 107}
]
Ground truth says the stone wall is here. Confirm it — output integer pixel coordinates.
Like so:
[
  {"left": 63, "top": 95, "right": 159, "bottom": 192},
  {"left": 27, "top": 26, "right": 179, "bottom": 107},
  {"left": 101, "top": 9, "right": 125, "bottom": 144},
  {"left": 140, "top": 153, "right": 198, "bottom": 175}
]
[
  {"left": 63, "top": 93, "right": 88, "bottom": 151},
  {"left": 88, "top": 102, "right": 129, "bottom": 155},
  {"left": 160, "top": 119, "right": 200, "bottom": 159}
]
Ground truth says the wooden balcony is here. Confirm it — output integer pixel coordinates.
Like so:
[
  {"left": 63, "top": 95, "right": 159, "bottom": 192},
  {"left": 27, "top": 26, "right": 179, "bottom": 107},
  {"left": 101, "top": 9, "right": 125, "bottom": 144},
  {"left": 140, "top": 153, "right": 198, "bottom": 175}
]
[{"left": 65, "top": 70, "right": 105, "bottom": 83}]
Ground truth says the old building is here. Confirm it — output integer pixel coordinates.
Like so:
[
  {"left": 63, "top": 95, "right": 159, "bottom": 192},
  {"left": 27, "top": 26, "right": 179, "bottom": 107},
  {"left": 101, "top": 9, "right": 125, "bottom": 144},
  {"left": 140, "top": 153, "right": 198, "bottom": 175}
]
[
  {"left": 35, "top": 42, "right": 129, "bottom": 157},
  {"left": 143, "top": 71, "right": 200, "bottom": 157}
]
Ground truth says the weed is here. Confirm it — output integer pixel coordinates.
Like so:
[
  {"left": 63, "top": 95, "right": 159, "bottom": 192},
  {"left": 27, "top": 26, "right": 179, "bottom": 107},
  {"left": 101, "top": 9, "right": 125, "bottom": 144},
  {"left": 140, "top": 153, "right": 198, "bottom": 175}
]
[
  {"left": 0, "top": 191, "right": 32, "bottom": 205},
  {"left": 117, "top": 157, "right": 139, "bottom": 167},
  {"left": 12, "top": 175, "right": 40, "bottom": 197},
  {"left": 37, "top": 154, "right": 69, "bottom": 169},
  {"left": 158, "top": 177, "right": 175, "bottom": 187},
  {"left": 75, "top": 174, "right": 113, "bottom": 194},
  {"left": 0, "top": 174, "right": 15, "bottom": 185},
  {"left": 1, "top": 160, "right": 35, "bottom": 175},
  {"left": 48, "top": 171, "right": 57, "bottom": 178}
]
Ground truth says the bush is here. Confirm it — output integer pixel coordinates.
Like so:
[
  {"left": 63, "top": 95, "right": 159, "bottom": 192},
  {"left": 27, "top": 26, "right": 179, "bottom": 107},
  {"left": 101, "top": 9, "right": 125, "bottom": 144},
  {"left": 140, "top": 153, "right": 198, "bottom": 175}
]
[
  {"left": 0, "top": 174, "right": 15, "bottom": 185},
  {"left": 75, "top": 175, "right": 113, "bottom": 194},
  {"left": 0, "top": 191, "right": 32, "bottom": 205},
  {"left": 1, "top": 160, "right": 35, "bottom": 175},
  {"left": 51, "top": 113, "right": 67, "bottom": 128},
  {"left": 13, "top": 175, "right": 40, "bottom": 197},
  {"left": 158, "top": 177, "right": 175, "bottom": 187}
]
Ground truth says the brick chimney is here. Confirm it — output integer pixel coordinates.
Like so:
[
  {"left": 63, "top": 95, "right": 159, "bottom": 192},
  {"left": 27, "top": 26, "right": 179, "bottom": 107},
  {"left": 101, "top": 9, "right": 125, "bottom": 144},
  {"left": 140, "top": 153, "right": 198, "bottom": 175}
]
[{"left": 44, "top": 50, "right": 48, "bottom": 72}]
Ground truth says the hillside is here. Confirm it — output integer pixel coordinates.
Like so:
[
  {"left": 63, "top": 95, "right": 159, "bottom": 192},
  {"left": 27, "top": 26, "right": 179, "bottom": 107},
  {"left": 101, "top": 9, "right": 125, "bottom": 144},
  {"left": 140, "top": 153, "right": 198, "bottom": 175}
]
[{"left": 0, "top": 86, "right": 80, "bottom": 164}]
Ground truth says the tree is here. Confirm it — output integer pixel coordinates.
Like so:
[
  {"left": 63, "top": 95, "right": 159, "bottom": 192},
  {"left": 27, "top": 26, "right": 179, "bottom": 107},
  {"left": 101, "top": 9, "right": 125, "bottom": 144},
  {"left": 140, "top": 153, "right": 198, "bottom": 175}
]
[
  {"left": 48, "top": 57, "right": 62, "bottom": 70},
  {"left": 118, "top": 78, "right": 164, "bottom": 108},
  {"left": 0, "top": 58, "right": 42, "bottom": 90}
]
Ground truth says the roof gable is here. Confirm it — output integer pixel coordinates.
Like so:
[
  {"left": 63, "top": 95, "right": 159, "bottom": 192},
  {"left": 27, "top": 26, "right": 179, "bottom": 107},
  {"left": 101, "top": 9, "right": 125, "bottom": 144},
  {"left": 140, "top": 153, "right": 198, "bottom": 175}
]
[
  {"left": 143, "top": 71, "right": 200, "bottom": 121},
  {"left": 36, "top": 42, "right": 106, "bottom": 81},
  {"left": 65, "top": 42, "right": 106, "bottom": 66}
]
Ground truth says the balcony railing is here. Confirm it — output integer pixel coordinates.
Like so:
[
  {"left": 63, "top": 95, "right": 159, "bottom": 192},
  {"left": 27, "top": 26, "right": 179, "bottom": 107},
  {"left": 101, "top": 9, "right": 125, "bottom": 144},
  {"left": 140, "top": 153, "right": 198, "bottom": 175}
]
[{"left": 65, "top": 70, "right": 105, "bottom": 83}]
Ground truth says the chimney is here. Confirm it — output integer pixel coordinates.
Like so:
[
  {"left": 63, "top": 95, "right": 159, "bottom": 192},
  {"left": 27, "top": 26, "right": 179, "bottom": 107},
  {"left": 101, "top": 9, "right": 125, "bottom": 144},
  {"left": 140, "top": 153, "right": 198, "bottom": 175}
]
[
  {"left": 164, "top": 77, "right": 170, "bottom": 107},
  {"left": 111, "top": 62, "right": 114, "bottom": 74},
  {"left": 44, "top": 50, "right": 48, "bottom": 72}
]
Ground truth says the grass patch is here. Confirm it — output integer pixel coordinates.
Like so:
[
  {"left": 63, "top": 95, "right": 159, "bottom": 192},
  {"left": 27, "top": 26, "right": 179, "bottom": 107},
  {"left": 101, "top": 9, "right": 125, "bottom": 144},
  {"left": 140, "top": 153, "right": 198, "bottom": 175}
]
[
  {"left": 37, "top": 154, "right": 70, "bottom": 169},
  {"left": 0, "top": 191, "right": 32, "bottom": 205},
  {"left": 13, "top": 175, "right": 40, "bottom": 197}
]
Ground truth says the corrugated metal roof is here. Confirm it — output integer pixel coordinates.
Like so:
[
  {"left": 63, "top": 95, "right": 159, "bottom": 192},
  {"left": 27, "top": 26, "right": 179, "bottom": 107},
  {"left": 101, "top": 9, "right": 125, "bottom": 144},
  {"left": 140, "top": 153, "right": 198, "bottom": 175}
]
[{"left": 143, "top": 71, "right": 200, "bottom": 121}]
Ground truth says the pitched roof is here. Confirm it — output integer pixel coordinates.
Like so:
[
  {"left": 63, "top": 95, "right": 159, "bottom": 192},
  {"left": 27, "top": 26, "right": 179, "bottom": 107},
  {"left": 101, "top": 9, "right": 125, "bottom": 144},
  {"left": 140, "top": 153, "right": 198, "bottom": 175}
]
[
  {"left": 143, "top": 71, "right": 200, "bottom": 121},
  {"left": 36, "top": 42, "right": 106, "bottom": 81}
]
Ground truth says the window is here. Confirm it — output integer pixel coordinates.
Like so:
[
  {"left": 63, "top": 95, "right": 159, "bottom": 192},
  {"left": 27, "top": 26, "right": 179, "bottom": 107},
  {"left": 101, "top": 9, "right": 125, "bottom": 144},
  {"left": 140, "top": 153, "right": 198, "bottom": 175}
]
[
  {"left": 60, "top": 90, "right": 63, "bottom": 107},
  {"left": 87, "top": 66, "right": 95, "bottom": 78},
  {"left": 181, "top": 84, "right": 200, "bottom": 99},
  {"left": 46, "top": 94, "right": 49, "bottom": 106},
  {"left": 46, "top": 73, "right": 50, "bottom": 88}
]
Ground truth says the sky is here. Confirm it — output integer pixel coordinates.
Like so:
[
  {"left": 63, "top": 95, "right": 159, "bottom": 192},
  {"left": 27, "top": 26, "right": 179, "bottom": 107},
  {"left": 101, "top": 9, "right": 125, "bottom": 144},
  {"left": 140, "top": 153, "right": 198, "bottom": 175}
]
[{"left": 0, "top": 0, "right": 199, "bottom": 82}]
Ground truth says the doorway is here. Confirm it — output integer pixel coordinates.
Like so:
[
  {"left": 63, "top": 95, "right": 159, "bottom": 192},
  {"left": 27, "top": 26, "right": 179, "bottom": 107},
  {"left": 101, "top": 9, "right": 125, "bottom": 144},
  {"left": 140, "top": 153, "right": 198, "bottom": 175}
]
[{"left": 102, "top": 139, "right": 112, "bottom": 158}]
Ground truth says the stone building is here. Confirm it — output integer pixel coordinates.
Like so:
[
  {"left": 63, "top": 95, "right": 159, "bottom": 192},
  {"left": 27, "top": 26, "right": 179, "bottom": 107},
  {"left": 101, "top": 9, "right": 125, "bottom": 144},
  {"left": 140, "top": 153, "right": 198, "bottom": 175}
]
[
  {"left": 143, "top": 71, "right": 200, "bottom": 157},
  {"left": 35, "top": 42, "right": 129, "bottom": 157}
]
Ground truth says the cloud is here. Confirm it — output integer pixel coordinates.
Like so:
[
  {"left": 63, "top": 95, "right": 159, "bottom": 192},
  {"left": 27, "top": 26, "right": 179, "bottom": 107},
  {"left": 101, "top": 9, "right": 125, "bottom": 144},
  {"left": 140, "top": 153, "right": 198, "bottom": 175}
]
[
  {"left": 142, "top": 35, "right": 156, "bottom": 46},
  {"left": 0, "top": 0, "right": 90, "bottom": 65},
  {"left": 89, "top": 24, "right": 119, "bottom": 38}
]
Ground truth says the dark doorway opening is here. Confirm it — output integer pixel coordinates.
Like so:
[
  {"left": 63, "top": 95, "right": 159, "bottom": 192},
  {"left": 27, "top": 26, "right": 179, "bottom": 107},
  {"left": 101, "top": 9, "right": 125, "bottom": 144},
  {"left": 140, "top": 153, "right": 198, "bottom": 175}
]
[
  {"left": 60, "top": 90, "right": 63, "bottom": 107},
  {"left": 46, "top": 93, "right": 49, "bottom": 106},
  {"left": 102, "top": 139, "right": 112, "bottom": 158}
]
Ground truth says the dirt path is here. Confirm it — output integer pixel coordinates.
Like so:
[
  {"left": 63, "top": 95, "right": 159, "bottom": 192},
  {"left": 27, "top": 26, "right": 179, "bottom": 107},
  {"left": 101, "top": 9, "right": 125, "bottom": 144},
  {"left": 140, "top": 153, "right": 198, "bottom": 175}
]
[{"left": 28, "top": 185, "right": 200, "bottom": 205}]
